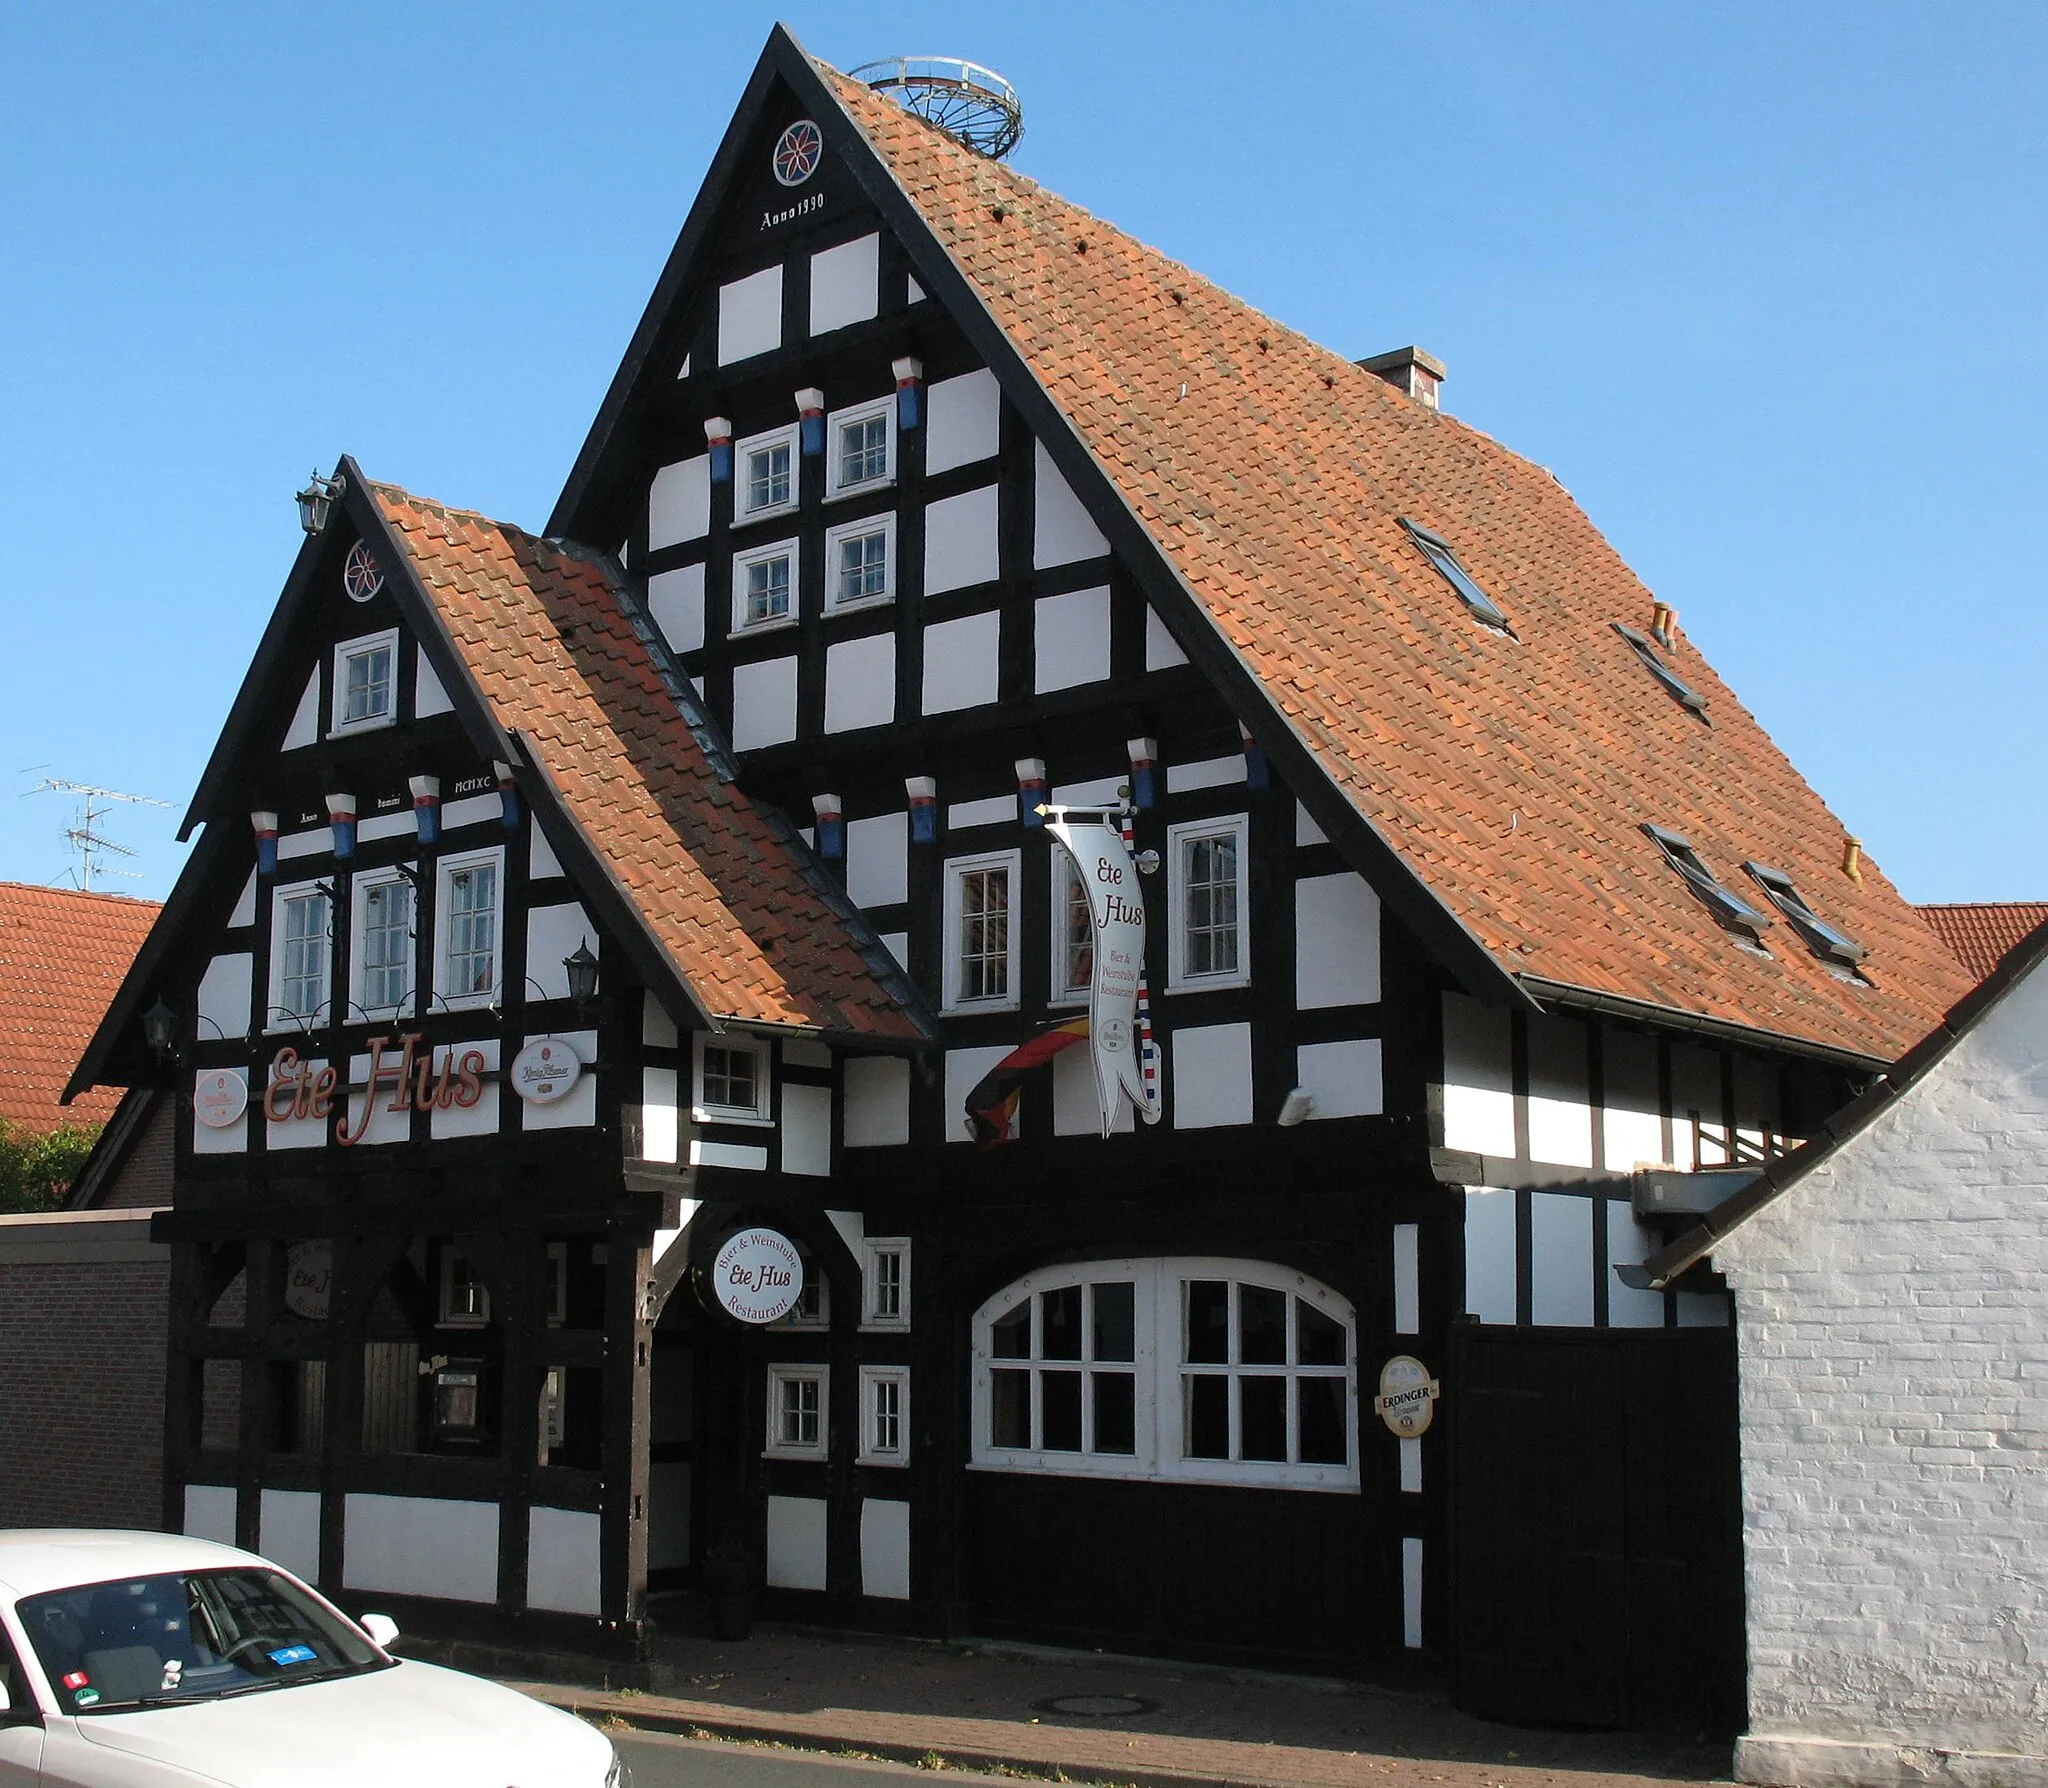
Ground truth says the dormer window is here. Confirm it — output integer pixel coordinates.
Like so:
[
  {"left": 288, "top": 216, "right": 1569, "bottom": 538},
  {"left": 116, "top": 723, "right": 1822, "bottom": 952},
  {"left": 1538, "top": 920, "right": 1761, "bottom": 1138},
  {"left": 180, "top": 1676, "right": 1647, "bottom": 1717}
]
[
  {"left": 736, "top": 424, "right": 799, "bottom": 523},
  {"left": 1644, "top": 826, "right": 1772, "bottom": 946},
  {"left": 331, "top": 629, "right": 399, "bottom": 734},
  {"left": 1745, "top": 863, "right": 1865, "bottom": 968},
  {"left": 1613, "top": 624, "right": 1708, "bottom": 719},
  {"left": 1398, "top": 519, "right": 1511, "bottom": 631}
]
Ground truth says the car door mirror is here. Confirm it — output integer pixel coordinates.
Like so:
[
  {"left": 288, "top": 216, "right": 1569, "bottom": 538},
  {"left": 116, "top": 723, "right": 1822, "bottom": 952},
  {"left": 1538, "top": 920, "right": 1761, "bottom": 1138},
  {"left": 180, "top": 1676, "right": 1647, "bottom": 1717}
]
[{"left": 359, "top": 1613, "right": 400, "bottom": 1649}]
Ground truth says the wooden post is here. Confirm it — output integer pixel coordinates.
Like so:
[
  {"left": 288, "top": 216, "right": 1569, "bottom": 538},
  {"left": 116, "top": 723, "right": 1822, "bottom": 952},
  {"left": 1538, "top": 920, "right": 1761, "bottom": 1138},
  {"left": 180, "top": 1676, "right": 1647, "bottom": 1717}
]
[{"left": 598, "top": 1222, "right": 653, "bottom": 1628}]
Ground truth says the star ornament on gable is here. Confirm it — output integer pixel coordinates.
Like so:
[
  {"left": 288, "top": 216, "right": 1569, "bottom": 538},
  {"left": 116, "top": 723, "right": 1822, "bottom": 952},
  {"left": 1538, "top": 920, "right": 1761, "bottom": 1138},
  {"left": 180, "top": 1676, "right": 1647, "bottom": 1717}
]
[
  {"left": 773, "top": 119, "right": 823, "bottom": 187},
  {"left": 343, "top": 540, "right": 384, "bottom": 603}
]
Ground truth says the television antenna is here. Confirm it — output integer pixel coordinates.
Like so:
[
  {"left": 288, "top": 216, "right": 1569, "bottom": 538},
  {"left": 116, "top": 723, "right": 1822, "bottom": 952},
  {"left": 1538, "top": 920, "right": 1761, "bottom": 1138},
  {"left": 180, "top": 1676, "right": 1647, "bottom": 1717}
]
[
  {"left": 851, "top": 56, "right": 1023, "bottom": 160},
  {"left": 21, "top": 776, "right": 174, "bottom": 891}
]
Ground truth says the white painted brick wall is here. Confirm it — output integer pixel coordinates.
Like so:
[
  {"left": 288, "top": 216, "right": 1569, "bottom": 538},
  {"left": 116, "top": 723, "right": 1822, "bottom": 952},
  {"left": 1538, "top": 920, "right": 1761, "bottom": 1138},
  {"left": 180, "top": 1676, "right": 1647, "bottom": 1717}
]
[{"left": 1716, "top": 960, "right": 2048, "bottom": 1781}]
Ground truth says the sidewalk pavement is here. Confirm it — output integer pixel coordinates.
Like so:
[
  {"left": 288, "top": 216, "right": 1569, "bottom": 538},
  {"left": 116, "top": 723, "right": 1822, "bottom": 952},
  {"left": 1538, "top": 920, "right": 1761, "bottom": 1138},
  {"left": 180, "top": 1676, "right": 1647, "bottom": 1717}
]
[{"left": 494, "top": 1624, "right": 1733, "bottom": 1788}]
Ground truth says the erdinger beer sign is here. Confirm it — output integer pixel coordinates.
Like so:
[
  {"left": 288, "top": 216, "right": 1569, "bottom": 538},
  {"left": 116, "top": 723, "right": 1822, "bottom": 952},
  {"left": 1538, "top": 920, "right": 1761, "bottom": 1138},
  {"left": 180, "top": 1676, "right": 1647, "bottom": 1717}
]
[
  {"left": 711, "top": 1228, "right": 805, "bottom": 1324},
  {"left": 1044, "top": 807, "right": 1161, "bottom": 1135}
]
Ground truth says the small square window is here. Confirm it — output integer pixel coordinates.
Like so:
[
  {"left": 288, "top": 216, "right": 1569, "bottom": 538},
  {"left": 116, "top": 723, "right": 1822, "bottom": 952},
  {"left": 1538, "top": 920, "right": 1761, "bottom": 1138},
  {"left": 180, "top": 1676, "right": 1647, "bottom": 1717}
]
[
  {"left": 440, "top": 1246, "right": 490, "bottom": 1328},
  {"left": 859, "top": 1366, "right": 910, "bottom": 1466},
  {"left": 766, "top": 1364, "right": 828, "bottom": 1459},
  {"left": 435, "top": 849, "right": 503, "bottom": 1008},
  {"left": 331, "top": 628, "right": 401, "bottom": 734},
  {"left": 1399, "top": 519, "right": 1511, "bottom": 632},
  {"left": 694, "top": 1033, "right": 772, "bottom": 1124},
  {"left": 862, "top": 1238, "right": 910, "bottom": 1330},
  {"left": 823, "top": 513, "right": 896, "bottom": 611},
  {"left": 1051, "top": 850, "right": 1095, "bottom": 1003},
  {"left": 1167, "top": 816, "right": 1249, "bottom": 990},
  {"left": 943, "top": 850, "right": 1020, "bottom": 1012},
  {"left": 736, "top": 425, "right": 800, "bottom": 522},
  {"left": 825, "top": 398, "right": 895, "bottom": 500},
  {"left": 731, "top": 537, "right": 799, "bottom": 634}
]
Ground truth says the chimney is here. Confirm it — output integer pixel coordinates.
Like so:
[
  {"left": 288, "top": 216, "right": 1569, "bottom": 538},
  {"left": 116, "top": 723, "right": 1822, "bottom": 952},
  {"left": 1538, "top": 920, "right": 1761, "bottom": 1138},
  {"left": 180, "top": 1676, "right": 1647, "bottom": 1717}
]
[{"left": 1356, "top": 346, "right": 1445, "bottom": 410}]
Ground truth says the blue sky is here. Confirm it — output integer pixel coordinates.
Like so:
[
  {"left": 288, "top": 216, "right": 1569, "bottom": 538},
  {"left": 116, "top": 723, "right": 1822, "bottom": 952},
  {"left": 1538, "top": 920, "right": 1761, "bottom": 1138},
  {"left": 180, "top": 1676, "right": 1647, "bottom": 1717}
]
[{"left": 1, "top": 2, "right": 2041, "bottom": 904}]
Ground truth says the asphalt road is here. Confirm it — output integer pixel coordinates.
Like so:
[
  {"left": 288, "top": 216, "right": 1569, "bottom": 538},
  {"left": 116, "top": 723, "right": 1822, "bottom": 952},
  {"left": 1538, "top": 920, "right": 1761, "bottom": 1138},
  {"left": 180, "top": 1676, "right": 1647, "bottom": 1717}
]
[{"left": 613, "top": 1730, "right": 1018, "bottom": 1788}]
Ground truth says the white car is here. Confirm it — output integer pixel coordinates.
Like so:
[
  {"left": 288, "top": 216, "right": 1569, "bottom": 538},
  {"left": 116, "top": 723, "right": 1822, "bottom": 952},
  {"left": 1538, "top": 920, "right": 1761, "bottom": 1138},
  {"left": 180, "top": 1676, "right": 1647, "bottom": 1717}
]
[{"left": 0, "top": 1531, "right": 626, "bottom": 1786}]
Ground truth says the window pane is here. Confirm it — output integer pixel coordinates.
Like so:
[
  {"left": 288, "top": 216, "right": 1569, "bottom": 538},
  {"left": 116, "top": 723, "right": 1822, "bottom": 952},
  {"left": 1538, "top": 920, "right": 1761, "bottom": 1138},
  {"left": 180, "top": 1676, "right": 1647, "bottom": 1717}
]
[
  {"left": 1063, "top": 868, "right": 1094, "bottom": 994},
  {"left": 1296, "top": 1300, "right": 1347, "bottom": 1366},
  {"left": 1185, "top": 1374, "right": 1229, "bottom": 1458},
  {"left": 871, "top": 1378, "right": 901, "bottom": 1453},
  {"left": 1091, "top": 1372, "right": 1136, "bottom": 1455},
  {"left": 1240, "top": 1285, "right": 1286, "bottom": 1365},
  {"left": 1040, "top": 1370, "right": 1082, "bottom": 1451},
  {"left": 343, "top": 645, "right": 393, "bottom": 724},
  {"left": 1185, "top": 1280, "right": 1229, "bottom": 1363},
  {"left": 1297, "top": 1377, "right": 1347, "bottom": 1465},
  {"left": 958, "top": 865, "right": 1010, "bottom": 1001},
  {"left": 747, "top": 444, "right": 790, "bottom": 510},
  {"left": 360, "top": 881, "right": 411, "bottom": 1009},
  {"left": 1182, "top": 833, "right": 1240, "bottom": 976},
  {"left": 839, "top": 415, "right": 888, "bottom": 485},
  {"left": 445, "top": 864, "right": 498, "bottom": 996},
  {"left": 745, "top": 555, "right": 790, "bottom": 625},
  {"left": 872, "top": 1249, "right": 902, "bottom": 1319},
  {"left": 990, "top": 1301, "right": 1030, "bottom": 1360},
  {"left": 1041, "top": 1286, "right": 1082, "bottom": 1360},
  {"left": 836, "top": 531, "right": 887, "bottom": 604},
  {"left": 1240, "top": 1376, "right": 1287, "bottom": 1461},
  {"left": 991, "top": 1370, "right": 1030, "bottom": 1448},
  {"left": 1091, "top": 1282, "right": 1134, "bottom": 1362}
]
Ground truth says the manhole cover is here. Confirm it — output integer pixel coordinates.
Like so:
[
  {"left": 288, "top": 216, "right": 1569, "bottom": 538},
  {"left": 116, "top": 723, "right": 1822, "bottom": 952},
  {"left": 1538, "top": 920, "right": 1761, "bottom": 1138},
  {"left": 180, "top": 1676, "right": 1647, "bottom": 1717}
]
[{"left": 1033, "top": 1694, "right": 1158, "bottom": 1718}]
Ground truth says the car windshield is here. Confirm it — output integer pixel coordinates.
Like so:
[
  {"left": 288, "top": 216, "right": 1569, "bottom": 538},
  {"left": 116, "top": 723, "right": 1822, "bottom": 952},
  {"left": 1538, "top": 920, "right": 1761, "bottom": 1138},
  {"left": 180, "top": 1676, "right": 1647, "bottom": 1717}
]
[{"left": 17, "top": 1567, "right": 386, "bottom": 1714}]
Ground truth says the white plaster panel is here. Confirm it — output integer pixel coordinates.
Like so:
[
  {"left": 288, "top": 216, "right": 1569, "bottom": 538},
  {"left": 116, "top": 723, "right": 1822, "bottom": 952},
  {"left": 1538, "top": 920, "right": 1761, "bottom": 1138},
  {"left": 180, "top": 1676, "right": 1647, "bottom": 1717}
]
[
  {"left": 519, "top": 1030, "right": 598, "bottom": 1133},
  {"left": 1034, "top": 586, "right": 1112, "bottom": 692},
  {"left": 642, "top": 991, "right": 679, "bottom": 1049},
  {"left": 281, "top": 672, "right": 320, "bottom": 750},
  {"left": 731, "top": 655, "right": 799, "bottom": 751},
  {"left": 643, "top": 1065, "right": 679, "bottom": 1165},
  {"left": 1402, "top": 1537, "right": 1424, "bottom": 1649},
  {"left": 717, "top": 263, "right": 783, "bottom": 365},
  {"left": 1400, "top": 1436, "right": 1423, "bottom": 1494},
  {"left": 784, "top": 1038, "right": 832, "bottom": 1070},
  {"left": 527, "top": 1506, "right": 602, "bottom": 1616},
  {"left": 1053, "top": 1038, "right": 1133, "bottom": 1136},
  {"left": 860, "top": 1498, "right": 911, "bottom": 1601},
  {"left": 1170, "top": 1023, "right": 1253, "bottom": 1129},
  {"left": 414, "top": 647, "right": 453, "bottom": 718},
  {"left": 846, "top": 811, "right": 908, "bottom": 908},
  {"left": 345, "top": 1052, "right": 412, "bottom": 1147},
  {"left": 276, "top": 828, "right": 325, "bottom": 861},
  {"left": 944, "top": 1046, "right": 1013, "bottom": 1145},
  {"left": 906, "top": 274, "right": 926, "bottom": 303},
  {"left": 184, "top": 1484, "right": 236, "bottom": 1547},
  {"left": 356, "top": 812, "right": 413, "bottom": 843},
  {"left": 193, "top": 1102, "right": 247, "bottom": 1155},
  {"left": 1393, "top": 1223, "right": 1420, "bottom": 1335},
  {"left": 1605, "top": 1201, "right": 1667, "bottom": 1328},
  {"left": 878, "top": 931, "right": 909, "bottom": 971},
  {"left": 1295, "top": 1038, "right": 1384, "bottom": 1119},
  {"left": 689, "top": 1138, "right": 768, "bottom": 1171},
  {"left": 343, "top": 1493, "right": 499, "bottom": 1603},
  {"left": 265, "top": 1060, "right": 330, "bottom": 1152},
  {"left": 923, "top": 485, "right": 1001, "bottom": 595},
  {"left": 1529, "top": 1191, "right": 1595, "bottom": 1327},
  {"left": 1164, "top": 755, "right": 1245, "bottom": 793},
  {"left": 766, "top": 1494, "right": 828, "bottom": 1591},
  {"left": 428, "top": 1039, "right": 500, "bottom": 1141},
  {"left": 825, "top": 632, "right": 897, "bottom": 734},
  {"left": 945, "top": 794, "right": 1011, "bottom": 830},
  {"left": 648, "top": 563, "right": 706, "bottom": 654},
  {"left": 1294, "top": 874, "right": 1381, "bottom": 1008},
  {"left": 1050, "top": 775, "right": 1123, "bottom": 808},
  {"left": 1601, "top": 1026, "right": 1665, "bottom": 1171},
  {"left": 1672, "top": 1044, "right": 1728, "bottom": 1167},
  {"left": 526, "top": 903, "right": 596, "bottom": 1002},
  {"left": 1294, "top": 803, "right": 1328, "bottom": 847},
  {"left": 1144, "top": 605, "right": 1189, "bottom": 670},
  {"left": 259, "top": 1488, "right": 320, "bottom": 1583},
  {"left": 1033, "top": 439, "right": 1108, "bottom": 567},
  {"left": 229, "top": 870, "right": 257, "bottom": 929},
  {"left": 925, "top": 368, "right": 1001, "bottom": 473},
  {"left": 1526, "top": 1013, "right": 1594, "bottom": 1169},
  {"left": 1441, "top": 994, "right": 1516, "bottom": 1158},
  {"left": 529, "top": 820, "right": 564, "bottom": 883},
  {"left": 1462, "top": 1186, "right": 1517, "bottom": 1323},
  {"left": 782, "top": 1082, "right": 832, "bottom": 1178},
  {"left": 648, "top": 455, "right": 711, "bottom": 550},
  {"left": 922, "top": 610, "right": 1001, "bottom": 713},
  {"left": 440, "top": 792, "right": 500, "bottom": 832},
  {"left": 198, "top": 953, "right": 253, "bottom": 1041},
  {"left": 809, "top": 233, "right": 878, "bottom": 335}
]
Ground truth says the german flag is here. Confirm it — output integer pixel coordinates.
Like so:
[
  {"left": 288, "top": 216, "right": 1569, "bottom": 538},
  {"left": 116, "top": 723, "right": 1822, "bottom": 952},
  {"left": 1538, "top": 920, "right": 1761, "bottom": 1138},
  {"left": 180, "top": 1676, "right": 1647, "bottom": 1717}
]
[{"left": 963, "top": 1017, "right": 1091, "bottom": 1147}]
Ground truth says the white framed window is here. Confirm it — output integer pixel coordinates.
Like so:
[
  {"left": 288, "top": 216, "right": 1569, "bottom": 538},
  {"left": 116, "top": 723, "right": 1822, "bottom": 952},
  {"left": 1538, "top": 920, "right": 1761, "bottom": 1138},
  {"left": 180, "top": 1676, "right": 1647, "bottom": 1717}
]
[
  {"left": 861, "top": 1238, "right": 910, "bottom": 1330},
  {"left": 350, "top": 868, "right": 416, "bottom": 1020},
  {"left": 730, "top": 537, "right": 799, "bottom": 634},
  {"left": 825, "top": 396, "right": 895, "bottom": 500},
  {"left": 1050, "top": 849, "right": 1095, "bottom": 1004},
  {"left": 771, "top": 1244, "right": 830, "bottom": 1329},
  {"left": 693, "top": 1032, "right": 772, "bottom": 1124},
  {"left": 971, "top": 1258, "right": 1357, "bottom": 1491},
  {"left": 331, "top": 628, "right": 400, "bottom": 734},
  {"left": 823, "top": 512, "right": 895, "bottom": 611},
  {"left": 736, "top": 424, "right": 800, "bottom": 523},
  {"left": 268, "top": 881, "right": 332, "bottom": 1030},
  {"left": 765, "top": 1363, "right": 828, "bottom": 1459},
  {"left": 435, "top": 847, "right": 503, "bottom": 1010},
  {"left": 1167, "top": 815, "right": 1249, "bottom": 991},
  {"left": 440, "top": 1246, "right": 489, "bottom": 1328},
  {"left": 943, "top": 849, "right": 1020, "bottom": 1012},
  {"left": 858, "top": 1366, "right": 910, "bottom": 1466}
]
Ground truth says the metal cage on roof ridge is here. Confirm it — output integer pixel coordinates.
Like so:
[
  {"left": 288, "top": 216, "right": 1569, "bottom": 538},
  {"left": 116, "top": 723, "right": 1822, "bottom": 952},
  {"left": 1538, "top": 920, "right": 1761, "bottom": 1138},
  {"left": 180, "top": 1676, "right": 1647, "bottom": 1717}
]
[{"left": 851, "top": 56, "right": 1024, "bottom": 159}]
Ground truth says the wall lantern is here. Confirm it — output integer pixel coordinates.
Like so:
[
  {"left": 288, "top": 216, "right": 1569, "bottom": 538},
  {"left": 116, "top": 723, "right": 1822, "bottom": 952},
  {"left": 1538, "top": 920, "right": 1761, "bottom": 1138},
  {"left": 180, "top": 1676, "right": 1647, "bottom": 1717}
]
[
  {"left": 562, "top": 941, "right": 600, "bottom": 1015},
  {"left": 142, "top": 997, "right": 178, "bottom": 1065},
  {"left": 295, "top": 471, "right": 346, "bottom": 536}
]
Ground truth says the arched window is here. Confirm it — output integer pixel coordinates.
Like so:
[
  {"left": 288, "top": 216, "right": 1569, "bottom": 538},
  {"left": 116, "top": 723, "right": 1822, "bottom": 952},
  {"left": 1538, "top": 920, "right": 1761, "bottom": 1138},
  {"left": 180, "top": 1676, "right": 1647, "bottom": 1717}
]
[{"left": 970, "top": 1259, "right": 1358, "bottom": 1491}]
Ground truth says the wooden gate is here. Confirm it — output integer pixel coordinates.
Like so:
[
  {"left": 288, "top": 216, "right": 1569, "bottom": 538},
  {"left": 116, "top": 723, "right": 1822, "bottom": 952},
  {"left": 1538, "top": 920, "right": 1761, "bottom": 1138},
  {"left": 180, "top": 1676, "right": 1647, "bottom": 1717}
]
[{"left": 1448, "top": 1325, "right": 1744, "bottom": 1734}]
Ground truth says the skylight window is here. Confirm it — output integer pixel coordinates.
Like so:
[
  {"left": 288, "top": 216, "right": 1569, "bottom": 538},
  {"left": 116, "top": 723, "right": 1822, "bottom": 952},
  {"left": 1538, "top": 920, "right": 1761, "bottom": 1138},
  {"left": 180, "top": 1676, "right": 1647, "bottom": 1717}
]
[
  {"left": 1744, "top": 863, "right": 1865, "bottom": 968},
  {"left": 1612, "top": 623, "right": 1709, "bottom": 719},
  {"left": 1644, "top": 826, "right": 1773, "bottom": 946},
  {"left": 1398, "top": 518, "right": 1511, "bottom": 631}
]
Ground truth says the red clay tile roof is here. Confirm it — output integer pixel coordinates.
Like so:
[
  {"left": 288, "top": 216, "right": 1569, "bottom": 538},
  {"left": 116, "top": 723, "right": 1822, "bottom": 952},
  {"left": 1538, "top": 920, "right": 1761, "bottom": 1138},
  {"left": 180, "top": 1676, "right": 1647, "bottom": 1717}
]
[
  {"left": 0, "top": 884, "right": 160, "bottom": 1130},
  {"left": 1916, "top": 902, "right": 2048, "bottom": 983},
  {"left": 817, "top": 63, "right": 1974, "bottom": 1063},
  {"left": 370, "top": 484, "right": 921, "bottom": 1041}
]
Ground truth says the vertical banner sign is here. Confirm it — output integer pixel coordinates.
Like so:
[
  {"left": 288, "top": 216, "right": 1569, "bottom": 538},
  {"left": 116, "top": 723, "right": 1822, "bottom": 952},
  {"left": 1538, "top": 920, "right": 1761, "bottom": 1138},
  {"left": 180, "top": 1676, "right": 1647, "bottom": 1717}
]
[{"left": 1044, "top": 810, "right": 1160, "bottom": 1135}]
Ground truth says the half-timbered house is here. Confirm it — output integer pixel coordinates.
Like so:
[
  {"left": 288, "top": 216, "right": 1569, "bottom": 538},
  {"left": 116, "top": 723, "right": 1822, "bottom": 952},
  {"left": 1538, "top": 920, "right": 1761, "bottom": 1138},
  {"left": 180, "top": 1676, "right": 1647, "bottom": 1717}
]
[{"left": 70, "top": 27, "right": 1974, "bottom": 1723}]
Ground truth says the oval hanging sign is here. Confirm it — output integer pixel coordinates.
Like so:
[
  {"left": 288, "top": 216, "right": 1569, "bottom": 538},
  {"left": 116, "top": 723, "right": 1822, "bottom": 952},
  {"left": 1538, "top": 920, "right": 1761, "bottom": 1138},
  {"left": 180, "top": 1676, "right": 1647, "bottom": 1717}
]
[
  {"left": 1374, "top": 1355, "right": 1441, "bottom": 1437},
  {"left": 510, "top": 1037, "right": 581, "bottom": 1104},
  {"left": 193, "top": 1068, "right": 249, "bottom": 1129},
  {"left": 284, "top": 1240, "right": 332, "bottom": 1321},
  {"left": 711, "top": 1227, "right": 804, "bottom": 1325}
]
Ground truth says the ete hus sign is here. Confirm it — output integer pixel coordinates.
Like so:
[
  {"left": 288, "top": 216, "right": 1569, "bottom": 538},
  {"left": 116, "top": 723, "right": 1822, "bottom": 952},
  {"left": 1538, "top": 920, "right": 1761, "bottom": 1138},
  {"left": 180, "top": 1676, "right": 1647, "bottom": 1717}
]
[
  {"left": 259, "top": 1030, "right": 581, "bottom": 1146},
  {"left": 711, "top": 1228, "right": 804, "bottom": 1324}
]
